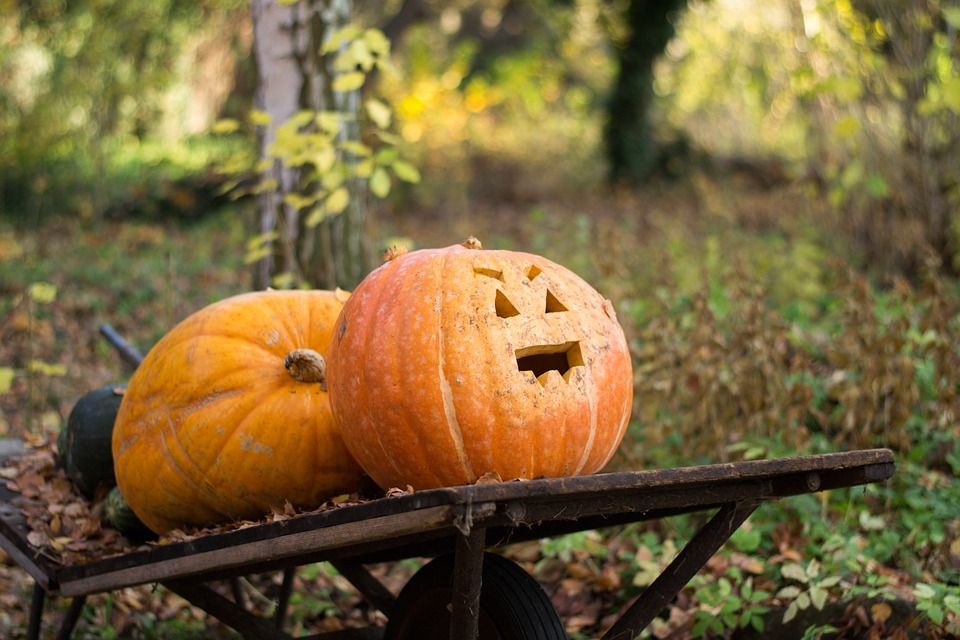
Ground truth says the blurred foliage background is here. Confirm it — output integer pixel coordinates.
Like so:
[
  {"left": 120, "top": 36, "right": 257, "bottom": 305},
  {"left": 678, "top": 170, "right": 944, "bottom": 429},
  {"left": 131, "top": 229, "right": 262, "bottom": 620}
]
[{"left": 2, "top": 0, "right": 960, "bottom": 637}]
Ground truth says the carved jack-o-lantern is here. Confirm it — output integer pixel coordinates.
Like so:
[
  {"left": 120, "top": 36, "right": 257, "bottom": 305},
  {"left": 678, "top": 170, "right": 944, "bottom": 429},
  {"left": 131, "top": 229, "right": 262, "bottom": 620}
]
[{"left": 327, "top": 238, "right": 633, "bottom": 489}]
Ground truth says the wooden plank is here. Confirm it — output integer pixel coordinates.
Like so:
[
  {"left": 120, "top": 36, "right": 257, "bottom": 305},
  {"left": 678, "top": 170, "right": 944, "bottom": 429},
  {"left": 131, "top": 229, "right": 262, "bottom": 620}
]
[
  {"left": 0, "top": 449, "right": 893, "bottom": 599},
  {"left": 59, "top": 504, "right": 494, "bottom": 597},
  {"left": 0, "top": 506, "right": 52, "bottom": 591}
]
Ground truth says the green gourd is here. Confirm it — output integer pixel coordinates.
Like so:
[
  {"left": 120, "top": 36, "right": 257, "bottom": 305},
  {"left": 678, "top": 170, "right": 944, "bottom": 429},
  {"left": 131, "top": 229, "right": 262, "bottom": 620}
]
[
  {"left": 60, "top": 384, "right": 126, "bottom": 499},
  {"left": 103, "top": 485, "right": 154, "bottom": 541}
]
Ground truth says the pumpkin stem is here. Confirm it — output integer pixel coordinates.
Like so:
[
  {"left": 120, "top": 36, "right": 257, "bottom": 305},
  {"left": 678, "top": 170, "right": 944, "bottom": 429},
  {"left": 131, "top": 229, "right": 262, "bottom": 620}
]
[
  {"left": 463, "top": 236, "right": 483, "bottom": 250},
  {"left": 382, "top": 245, "right": 408, "bottom": 262},
  {"left": 284, "top": 349, "right": 327, "bottom": 386}
]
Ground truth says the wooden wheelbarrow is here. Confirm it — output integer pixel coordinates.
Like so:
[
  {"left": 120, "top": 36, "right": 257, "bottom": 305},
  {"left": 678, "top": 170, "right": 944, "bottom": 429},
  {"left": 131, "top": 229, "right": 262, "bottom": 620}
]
[
  {"left": 1, "top": 326, "right": 896, "bottom": 638},
  {"left": 2, "top": 444, "right": 894, "bottom": 639}
]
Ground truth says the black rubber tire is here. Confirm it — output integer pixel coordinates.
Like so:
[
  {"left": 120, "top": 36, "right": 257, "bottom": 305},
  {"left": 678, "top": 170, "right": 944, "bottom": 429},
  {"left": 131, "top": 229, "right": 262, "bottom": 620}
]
[{"left": 383, "top": 552, "right": 567, "bottom": 640}]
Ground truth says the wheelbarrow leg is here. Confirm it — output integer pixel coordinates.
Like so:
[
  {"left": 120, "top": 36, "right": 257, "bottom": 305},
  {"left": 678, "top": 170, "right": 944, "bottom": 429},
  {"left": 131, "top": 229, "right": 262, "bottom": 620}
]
[
  {"left": 25, "top": 582, "right": 87, "bottom": 640},
  {"left": 331, "top": 561, "right": 397, "bottom": 616},
  {"left": 26, "top": 582, "right": 45, "bottom": 640},
  {"left": 55, "top": 595, "right": 88, "bottom": 640},
  {"left": 603, "top": 499, "right": 761, "bottom": 640},
  {"left": 274, "top": 568, "right": 296, "bottom": 629},
  {"left": 449, "top": 527, "right": 486, "bottom": 640}
]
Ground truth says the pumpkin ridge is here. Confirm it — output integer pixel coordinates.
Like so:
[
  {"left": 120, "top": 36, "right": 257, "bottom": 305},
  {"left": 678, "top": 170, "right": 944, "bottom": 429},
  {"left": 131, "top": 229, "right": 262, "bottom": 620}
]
[
  {"left": 437, "top": 255, "right": 475, "bottom": 483},
  {"left": 572, "top": 343, "right": 599, "bottom": 475},
  {"left": 154, "top": 415, "right": 240, "bottom": 524},
  {"left": 361, "top": 264, "right": 400, "bottom": 479}
]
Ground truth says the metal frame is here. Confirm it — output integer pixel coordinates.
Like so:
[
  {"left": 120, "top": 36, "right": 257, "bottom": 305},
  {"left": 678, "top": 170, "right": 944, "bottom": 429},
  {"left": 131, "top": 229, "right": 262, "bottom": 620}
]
[{"left": 1, "top": 448, "right": 894, "bottom": 640}]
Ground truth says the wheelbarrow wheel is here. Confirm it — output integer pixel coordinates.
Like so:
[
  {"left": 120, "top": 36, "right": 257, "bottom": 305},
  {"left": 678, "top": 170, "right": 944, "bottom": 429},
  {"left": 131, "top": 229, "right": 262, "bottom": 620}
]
[{"left": 383, "top": 552, "right": 567, "bottom": 640}]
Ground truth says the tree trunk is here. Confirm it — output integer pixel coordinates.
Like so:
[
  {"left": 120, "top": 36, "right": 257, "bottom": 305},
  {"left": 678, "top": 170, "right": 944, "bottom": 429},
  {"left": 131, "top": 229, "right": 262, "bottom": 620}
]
[
  {"left": 604, "top": 0, "right": 686, "bottom": 186},
  {"left": 250, "top": 0, "right": 372, "bottom": 290}
]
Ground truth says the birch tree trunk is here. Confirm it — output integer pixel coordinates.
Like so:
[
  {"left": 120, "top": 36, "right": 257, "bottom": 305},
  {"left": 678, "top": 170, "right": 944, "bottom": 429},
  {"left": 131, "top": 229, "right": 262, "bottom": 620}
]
[{"left": 250, "top": 0, "right": 373, "bottom": 290}]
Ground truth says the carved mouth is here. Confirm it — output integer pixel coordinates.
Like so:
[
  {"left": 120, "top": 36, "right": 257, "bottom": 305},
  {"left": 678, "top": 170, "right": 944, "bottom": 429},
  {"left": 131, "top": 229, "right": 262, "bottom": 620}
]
[{"left": 516, "top": 341, "right": 584, "bottom": 386}]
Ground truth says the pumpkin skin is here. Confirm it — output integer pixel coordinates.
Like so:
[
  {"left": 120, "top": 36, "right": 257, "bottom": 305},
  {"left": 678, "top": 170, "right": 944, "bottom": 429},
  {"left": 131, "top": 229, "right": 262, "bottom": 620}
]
[
  {"left": 326, "top": 239, "right": 633, "bottom": 490},
  {"left": 112, "top": 290, "right": 365, "bottom": 534}
]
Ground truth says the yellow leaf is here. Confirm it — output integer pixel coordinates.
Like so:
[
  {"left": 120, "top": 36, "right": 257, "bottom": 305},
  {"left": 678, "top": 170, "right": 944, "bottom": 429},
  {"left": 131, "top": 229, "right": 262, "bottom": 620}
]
[
  {"left": 270, "top": 272, "right": 296, "bottom": 289},
  {"left": 355, "top": 158, "right": 374, "bottom": 178},
  {"left": 333, "top": 72, "right": 366, "bottom": 93},
  {"left": 28, "top": 361, "right": 66, "bottom": 377},
  {"left": 363, "top": 29, "right": 391, "bottom": 57},
  {"left": 249, "top": 110, "right": 273, "bottom": 126},
  {"left": 365, "top": 99, "right": 392, "bottom": 129},
  {"left": 211, "top": 118, "right": 240, "bottom": 135},
  {"left": 392, "top": 160, "right": 421, "bottom": 184},
  {"left": 322, "top": 170, "right": 344, "bottom": 191},
  {"left": 246, "top": 230, "right": 278, "bottom": 251},
  {"left": 370, "top": 167, "right": 391, "bottom": 198},
  {"left": 339, "top": 141, "right": 372, "bottom": 157},
  {"left": 325, "top": 187, "right": 350, "bottom": 215},
  {"left": 305, "top": 204, "right": 328, "bottom": 227},
  {"left": 322, "top": 25, "right": 362, "bottom": 55},
  {"left": 244, "top": 246, "right": 272, "bottom": 265},
  {"left": 871, "top": 602, "right": 892, "bottom": 624},
  {"left": 833, "top": 115, "right": 861, "bottom": 140},
  {"left": 28, "top": 282, "right": 57, "bottom": 304},
  {"left": 0, "top": 368, "right": 14, "bottom": 394}
]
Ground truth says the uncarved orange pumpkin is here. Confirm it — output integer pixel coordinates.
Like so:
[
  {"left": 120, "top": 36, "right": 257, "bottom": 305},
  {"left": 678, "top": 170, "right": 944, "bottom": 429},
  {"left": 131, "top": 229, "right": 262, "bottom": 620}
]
[
  {"left": 326, "top": 238, "right": 633, "bottom": 490},
  {"left": 112, "top": 289, "right": 365, "bottom": 534}
]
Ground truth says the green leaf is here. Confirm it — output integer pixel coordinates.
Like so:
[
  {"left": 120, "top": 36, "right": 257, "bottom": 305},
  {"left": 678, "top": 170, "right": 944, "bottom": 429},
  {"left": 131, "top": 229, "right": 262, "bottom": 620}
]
[
  {"left": 781, "top": 563, "right": 808, "bottom": 583},
  {"left": 777, "top": 586, "right": 802, "bottom": 599},
  {"left": 859, "top": 510, "right": 886, "bottom": 531},
  {"left": 943, "top": 6, "right": 960, "bottom": 29},
  {"left": 365, "top": 99, "right": 392, "bottom": 129},
  {"left": 392, "top": 160, "right": 421, "bottom": 184},
  {"left": 810, "top": 586, "right": 829, "bottom": 611},
  {"left": 0, "top": 368, "right": 14, "bottom": 394},
  {"left": 819, "top": 576, "right": 842, "bottom": 589},
  {"left": 865, "top": 173, "right": 889, "bottom": 198},
  {"left": 915, "top": 583, "right": 937, "bottom": 600},
  {"left": 370, "top": 167, "right": 391, "bottom": 198},
  {"left": 783, "top": 601, "right": 799, "bottom": 624}
]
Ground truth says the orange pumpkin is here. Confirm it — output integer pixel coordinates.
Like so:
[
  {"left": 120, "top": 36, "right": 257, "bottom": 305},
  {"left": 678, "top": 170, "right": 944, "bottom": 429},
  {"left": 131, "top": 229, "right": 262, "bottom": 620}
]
[
  {"left": 327, "top": 238, "right": 633, "bottom": 490},
  {"left": 112, "top": 289, "right": 365, "bottom": 534}
]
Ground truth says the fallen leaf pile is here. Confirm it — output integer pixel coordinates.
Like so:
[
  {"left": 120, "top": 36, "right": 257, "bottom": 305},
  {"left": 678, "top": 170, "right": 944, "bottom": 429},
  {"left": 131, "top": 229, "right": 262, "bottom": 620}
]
[
  {"left": 1, "top": 434, "right": 147, "bottom": 565},
  {"left": 1, "top": 435, "right": 417, "bottom": 566}
]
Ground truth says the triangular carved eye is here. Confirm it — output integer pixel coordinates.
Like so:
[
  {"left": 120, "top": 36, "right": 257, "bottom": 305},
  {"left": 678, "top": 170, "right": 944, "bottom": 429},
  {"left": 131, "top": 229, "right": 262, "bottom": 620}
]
[
  {"left": 545, "top": 290, "right": 567, "bottom": 313},
  {"left": 495, "top": 290, "right": 520, "bottom": 318},
  {"left": 475, "top": 267, "right": 504, "bottom": 282}
]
